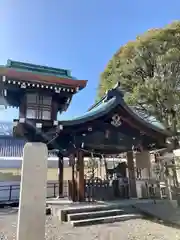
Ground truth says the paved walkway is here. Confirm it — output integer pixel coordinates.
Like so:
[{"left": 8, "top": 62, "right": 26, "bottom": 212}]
[
  {"left": 133, "top": 200, "right": 180, "bottom": 226},
  {"left": 47, "top": 198, "right": 173, "bottom": 208}
]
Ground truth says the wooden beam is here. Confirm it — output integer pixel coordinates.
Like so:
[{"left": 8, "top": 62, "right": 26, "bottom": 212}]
[
  {"left": 127, "top": 151, "right": 137, "bottom": 198},
  {"left": 58, "top": 154, "right": 64, "bottom": 197},
  {"left": 77, "top": 150, "right": 85, "bottom": 201}
]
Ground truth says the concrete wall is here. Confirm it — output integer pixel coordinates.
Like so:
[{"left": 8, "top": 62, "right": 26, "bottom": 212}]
[
  {"left": 0, "top": 159, "right": 67, "bottom": 169},
  {"left": 0, "top": 166, "right": 106, "bottom": 181}
]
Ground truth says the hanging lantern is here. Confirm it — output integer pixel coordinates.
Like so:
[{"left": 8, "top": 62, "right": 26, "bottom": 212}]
[{"left": 105, "top": 129, "right": 110, "bottom": 139}]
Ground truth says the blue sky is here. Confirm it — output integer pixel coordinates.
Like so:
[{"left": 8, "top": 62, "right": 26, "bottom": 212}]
[{"left": 0, "top": 0, "right": 179, "bottom": 121}]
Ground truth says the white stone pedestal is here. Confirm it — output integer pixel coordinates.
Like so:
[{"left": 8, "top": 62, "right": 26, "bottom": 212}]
[{"left": 16, "top": 142, "right": 48, "bottom": 240}]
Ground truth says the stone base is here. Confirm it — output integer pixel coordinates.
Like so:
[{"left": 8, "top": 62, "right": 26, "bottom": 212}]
[
  {"left": 0, "top": 201, "right": 19, "bottom": 208},
  {"left": 56, "top": 195, "right": 65, "bottom": 199},
  {"left": 46, "top": 207, "right": 51, "bottom": 215}
]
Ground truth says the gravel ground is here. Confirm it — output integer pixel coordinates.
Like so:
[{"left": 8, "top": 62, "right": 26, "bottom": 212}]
[{"left": 1, "top": 209, "right": 180, "bottom": 240}]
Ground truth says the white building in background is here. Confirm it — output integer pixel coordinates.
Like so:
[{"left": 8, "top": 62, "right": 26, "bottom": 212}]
[
  {"left": 0, "top": 156, "right": 69, "bottom": 169},
  {"left": 0, "top": 156, "right": 124, "bottom": 169}
]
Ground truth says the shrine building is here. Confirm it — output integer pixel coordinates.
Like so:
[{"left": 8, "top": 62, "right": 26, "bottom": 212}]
[{"left": 0, "top": 60, "right": 172, "bottom": 202}]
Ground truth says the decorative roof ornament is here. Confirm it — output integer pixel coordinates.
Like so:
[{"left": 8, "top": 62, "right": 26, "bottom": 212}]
[
  {"left": 20, "top": 83, "right": 26, "bottom": 88},
  {"left": 106, "top": 81, "right": 124, "bottom": 101},
  {"left": 111, "top": 114, "right": 122, "bottom": 127},
  {"left": 113, "top": 81, "right": 120, "bottom": 89}
]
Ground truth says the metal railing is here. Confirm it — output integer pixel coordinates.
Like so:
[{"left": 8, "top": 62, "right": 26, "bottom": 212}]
[
  {"left": 0, "top": 184, "right": 20, "bottom": 202},
  {"left": 0, "top": 181, "right": 69, "bottom": 202}
]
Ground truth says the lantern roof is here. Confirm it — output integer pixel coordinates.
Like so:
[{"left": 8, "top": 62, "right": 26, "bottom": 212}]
[{"left": 0, "top": 60, "right": 87, "bottom": 89}]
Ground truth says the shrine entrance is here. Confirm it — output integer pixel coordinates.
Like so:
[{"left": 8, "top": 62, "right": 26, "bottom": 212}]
[
  {"left": 84, "top": 178, "right": 129, "bottom": 202},
  {"left": 68, "top": 152, "right": 130, "bottom": 202},
  {"left": 69, "top": 175, "right": 129, "bottom": 202},
  {"left": 0, "top": 60, "right": 171, "bottom": 203}
]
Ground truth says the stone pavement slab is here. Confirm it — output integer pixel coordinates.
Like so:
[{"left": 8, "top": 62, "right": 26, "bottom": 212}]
[
  {"left": 133, "top": 200, "right": 180, "bottom": 226},
  {"left": 47, "top": 198, "right": 170, "bottom": 210}
]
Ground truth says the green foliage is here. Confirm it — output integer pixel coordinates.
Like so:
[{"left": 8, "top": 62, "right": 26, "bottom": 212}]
[
  {"left": 86, "top": 158, "right": 98, "bottom": 178},
  {"left": 98, "top": 21, "right": 180, "bottom": 132}
]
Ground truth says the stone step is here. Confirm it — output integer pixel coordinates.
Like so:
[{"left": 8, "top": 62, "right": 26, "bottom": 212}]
[
  {"left": 68, "top": 209, "right": 124, "bottom": 221},
  {"left": 60, "top": 205, "right": 115, "bottom": 221},
  {"left": 46, "top": 207, "right": 51, "bottom": 215},
  {"left": 71, "top": 213, "right": 143, "bottom": 227}
]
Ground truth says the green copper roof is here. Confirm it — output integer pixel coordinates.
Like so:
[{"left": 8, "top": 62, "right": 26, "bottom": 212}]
[
  {"left": 60, "top": 97, "right": 117, "bottom": 123},
  {"left": 131, "top": 107, "right": 166, "bottom": 130},
  {"left": 72, "top": 97, "right": 116, "bottom": 120},
  {"left": 6, "top": 60, "right": 75, "bottom": 79},
  {"left": 144, "top": 117, "right": 165, "bottom": 130}
]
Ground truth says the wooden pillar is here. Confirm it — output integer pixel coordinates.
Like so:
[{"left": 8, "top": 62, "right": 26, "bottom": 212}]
[
  {"left": 51, "top": 100, "right": 58, "bottom": 120},
  {"left": 19, "top": 94, "right": 26, "bottom": 118},
  {"left": 77, "top": 150, "right": 85, "bottom": 202},
  {"left": 127, "top": 151, "right": 137, "bottom": 198},
  {"left": 69, "top": 154, "right": 76, "bottom": 201},
  {"left": 58, "top": 153, "right": 64, "bottom": 197},
  {"left": 72, "top": 161, "right": 75, "bottom": 201}
]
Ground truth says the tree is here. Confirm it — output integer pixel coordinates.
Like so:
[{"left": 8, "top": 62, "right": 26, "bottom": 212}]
[
  {"left": 86, "top": 157, "right": 98, "bottom": 179},
  {"left": 98, "top": 21, "right": 180, "bottom": 138}
]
